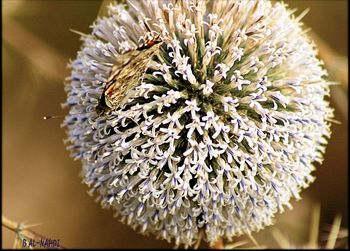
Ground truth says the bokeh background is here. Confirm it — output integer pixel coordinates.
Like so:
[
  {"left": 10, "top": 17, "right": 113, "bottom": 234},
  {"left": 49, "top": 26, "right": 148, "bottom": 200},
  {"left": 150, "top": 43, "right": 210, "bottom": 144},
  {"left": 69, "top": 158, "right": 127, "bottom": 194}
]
[{"left": 2, "top": 0, "right": 348, "bottom": 248}]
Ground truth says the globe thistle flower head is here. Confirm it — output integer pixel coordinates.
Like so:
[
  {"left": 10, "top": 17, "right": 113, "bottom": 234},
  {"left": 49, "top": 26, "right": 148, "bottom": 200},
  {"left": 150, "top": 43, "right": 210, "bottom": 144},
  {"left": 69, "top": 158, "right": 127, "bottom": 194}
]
[{"left": 63, "top": 0, "right": 334, "bottom": 248}]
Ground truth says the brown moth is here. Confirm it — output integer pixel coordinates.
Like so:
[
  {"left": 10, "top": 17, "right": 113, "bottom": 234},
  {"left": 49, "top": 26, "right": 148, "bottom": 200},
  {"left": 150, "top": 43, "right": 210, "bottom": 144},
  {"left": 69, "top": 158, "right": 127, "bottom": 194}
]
[{"left": 96, "top": 38, "right": 163, "bottom": 116}]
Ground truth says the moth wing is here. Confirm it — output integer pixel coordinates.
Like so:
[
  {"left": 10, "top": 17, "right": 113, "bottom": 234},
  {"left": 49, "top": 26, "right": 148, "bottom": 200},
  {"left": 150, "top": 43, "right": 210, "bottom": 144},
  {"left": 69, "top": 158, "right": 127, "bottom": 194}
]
[
  {"left": 109, "top": 44, "right": 162, "bottom": 106},
  {"left": 104, "top": 50, "right": 141, "bottom": 91},
  {"left": 101, "top": 42, "right": 163, "bottom": 111}
]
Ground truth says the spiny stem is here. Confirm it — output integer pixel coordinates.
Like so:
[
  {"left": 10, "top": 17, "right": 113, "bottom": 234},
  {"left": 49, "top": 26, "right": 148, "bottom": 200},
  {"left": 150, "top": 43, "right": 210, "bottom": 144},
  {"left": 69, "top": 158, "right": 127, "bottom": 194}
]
[
  {"left": 326, "top": 215, "right": 342, "bottom": 249},
  {"left": 2, "top": 216, "right": 65, "bottom": 249}
]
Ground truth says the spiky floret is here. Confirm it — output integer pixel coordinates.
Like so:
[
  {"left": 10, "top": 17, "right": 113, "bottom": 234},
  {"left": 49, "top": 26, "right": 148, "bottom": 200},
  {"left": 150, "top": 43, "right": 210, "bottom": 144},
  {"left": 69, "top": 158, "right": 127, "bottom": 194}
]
[{"left": 63, "top": 0, "right": 334, "bottom": 247}]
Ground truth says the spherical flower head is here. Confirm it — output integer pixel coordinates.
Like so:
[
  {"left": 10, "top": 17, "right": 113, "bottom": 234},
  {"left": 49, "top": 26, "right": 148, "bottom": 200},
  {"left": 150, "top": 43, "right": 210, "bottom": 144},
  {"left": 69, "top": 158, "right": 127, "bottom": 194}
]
[{"left": 63, "top": 0, "right": 334, "bottom": 247}]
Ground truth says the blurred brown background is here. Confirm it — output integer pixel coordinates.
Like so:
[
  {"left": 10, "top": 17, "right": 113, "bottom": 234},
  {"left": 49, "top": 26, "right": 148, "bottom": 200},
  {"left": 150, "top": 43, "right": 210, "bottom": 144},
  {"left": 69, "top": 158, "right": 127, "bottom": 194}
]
[{"left": 2, "top": 0, "right": 348, "bottom": 249}]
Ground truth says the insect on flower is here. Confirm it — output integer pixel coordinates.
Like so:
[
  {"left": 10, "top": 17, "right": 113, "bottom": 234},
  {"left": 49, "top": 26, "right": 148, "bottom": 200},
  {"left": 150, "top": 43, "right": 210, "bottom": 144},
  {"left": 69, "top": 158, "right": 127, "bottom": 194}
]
[
  {"left": 64, "top": 0, "right": 334, "bottom": 248},
  {"left": 96, "top": 36, "right": 163, "bottom": 116}
]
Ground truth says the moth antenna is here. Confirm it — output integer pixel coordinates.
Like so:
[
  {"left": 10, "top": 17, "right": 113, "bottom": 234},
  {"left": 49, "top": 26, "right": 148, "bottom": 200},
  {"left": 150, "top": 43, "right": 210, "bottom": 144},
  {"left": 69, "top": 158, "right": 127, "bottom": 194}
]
[
  {"left": 43, "top": 110, "right": 94, "bottom": 120},
  {"left": 43, "top": 115, "right": 63, "bottom": 120}
]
